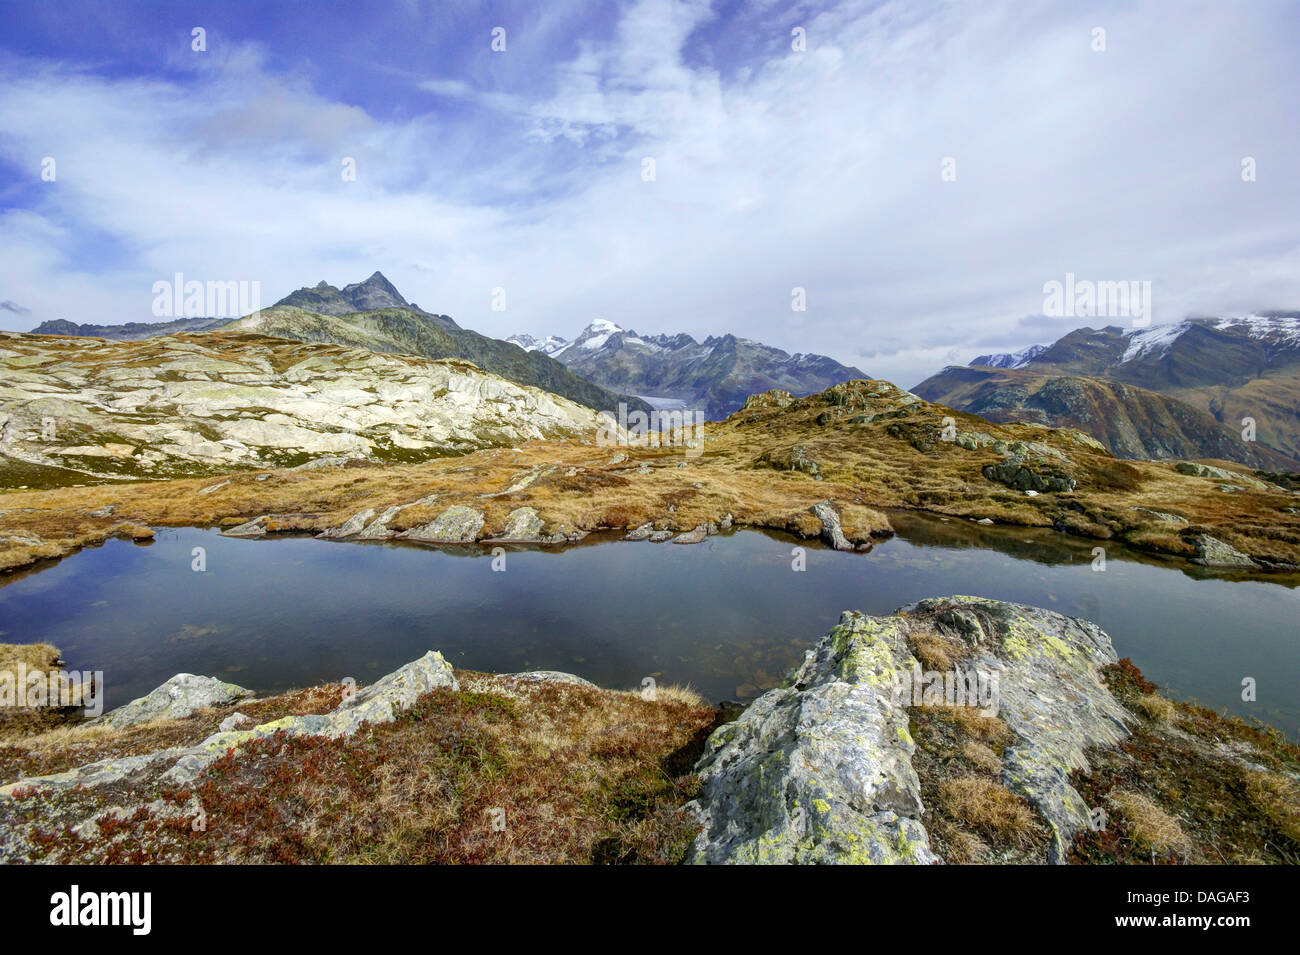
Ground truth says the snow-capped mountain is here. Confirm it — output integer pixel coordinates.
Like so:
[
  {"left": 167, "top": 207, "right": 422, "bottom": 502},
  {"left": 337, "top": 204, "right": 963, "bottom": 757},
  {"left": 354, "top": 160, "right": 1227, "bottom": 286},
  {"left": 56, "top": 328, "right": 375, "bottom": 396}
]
[
  {"left": 508, "top": 320, "right": 867, "bottom": 420},
  {"left": 506, "top": 332, "right": 570, "bottom": 356},
  {"left": 924, "top": 311, "right": 1300, "bottom": 464},
  {"left": 971, "top": 344, "right": 1047, "bottom": 369}
]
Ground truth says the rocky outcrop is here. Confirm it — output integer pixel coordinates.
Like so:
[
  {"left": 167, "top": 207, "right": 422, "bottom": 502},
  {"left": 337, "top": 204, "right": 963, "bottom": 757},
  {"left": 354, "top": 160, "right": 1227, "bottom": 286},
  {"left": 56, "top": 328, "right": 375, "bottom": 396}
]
[
  {"left": 982, "top": 457, "right": 1076, "bottom": 493},
  {"left": 1, "top": 651, "right": 457, "bottom": 799},
  {"left": 98, "top": 674, "right": 255, "bottom": 729},
  {"left": 1174, "top": 462, "right": 1271, "bottom": 489},
  {"left": 688, "top": 610, "right": 935, "bottom": 864},
  {"left": 505, "top": 670, "right": 596, "bottom": 688},
  {"left": 0, "top": 328, "right": 606, "bottom": 481},
  {"left": 687, "top": 597, "right": 1131, "bottom": 865},
  {"left": 754, "top": 443, "right": 821, "bottom": 477}
]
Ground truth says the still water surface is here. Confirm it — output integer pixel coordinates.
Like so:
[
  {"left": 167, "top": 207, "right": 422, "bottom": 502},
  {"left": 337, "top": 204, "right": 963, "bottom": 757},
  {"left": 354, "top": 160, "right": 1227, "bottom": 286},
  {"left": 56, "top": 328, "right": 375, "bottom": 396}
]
[{"left": 0, "top": 513, "right": 1295, "bottom": 734}]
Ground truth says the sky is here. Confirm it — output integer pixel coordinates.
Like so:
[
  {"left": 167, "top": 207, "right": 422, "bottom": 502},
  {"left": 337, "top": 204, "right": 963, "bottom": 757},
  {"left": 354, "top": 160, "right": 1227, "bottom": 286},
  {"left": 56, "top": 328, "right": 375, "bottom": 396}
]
[{"left": 1, "top": 0, "right": 1298, "bottom": 388}]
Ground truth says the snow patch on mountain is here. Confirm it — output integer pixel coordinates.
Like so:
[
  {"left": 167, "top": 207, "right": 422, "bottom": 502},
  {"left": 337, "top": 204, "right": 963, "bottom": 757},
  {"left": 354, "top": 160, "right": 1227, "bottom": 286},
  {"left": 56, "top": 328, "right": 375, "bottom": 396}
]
[{"left": 971, "top": 343, "right": 1047, "bottom": 368}]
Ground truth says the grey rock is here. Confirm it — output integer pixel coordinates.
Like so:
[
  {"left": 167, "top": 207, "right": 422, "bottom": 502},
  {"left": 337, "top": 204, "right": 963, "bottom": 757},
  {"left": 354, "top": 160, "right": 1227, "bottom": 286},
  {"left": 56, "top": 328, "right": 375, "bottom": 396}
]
[
  {"left": 402, "top": 505, "right": 485, "bottom": 543},
  {"left": 221, "top": 516, "right": 267, "bottom": 538},
  {"left": 495, "top": 506, "right": 545, "bottom": 541},
  {"left": 648, "top": 530, "right": 674, "bottom": 542},
  {"left": 357, "top": 505, "right": 402, "bottom": 540},
  {"left": 218, "top": 712, "right": 254, "bottom": 732},
  {"left": 687, "top": 610, "right": 936, "bottom": 865},
  {"left": 673, "top": 525, "right": 709, "bottom": 544},
  {"left": 99, "top": 674, "right": 255, "bottom": 729},
  {"left": 624, "top": 522, "right": 655, "bottom": 541},
  {"left": 1174, "top": 462, "right": 1268, "bottom": 489},
  {"left": 810, "top": 500, "right": 852, "bottom": 551},
  {"left": 1190, "top": 534, "right": 1258, "bottom": 568},
  {"left": 506, "top": 670, "right": 597, "bottom": 688},
  {"left": 323, "top": 507, "right": 376, "bottom": 539},
  {"left": 1130, "top": 506, "right": 1187, "bottom": 524}
]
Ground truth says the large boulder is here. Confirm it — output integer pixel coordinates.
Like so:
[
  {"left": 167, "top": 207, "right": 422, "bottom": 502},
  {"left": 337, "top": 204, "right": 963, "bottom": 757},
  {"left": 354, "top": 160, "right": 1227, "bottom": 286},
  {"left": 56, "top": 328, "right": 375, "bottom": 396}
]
[
  {"left": 687, "top": 597, "right": 1131, "bottom": 865},
  {"left": 982, "top": 457, "right": 1076, "bottom": 493},
  {"left": 687, "top": 611, "right": 937, "bottom": 864},
  {"left": 99, "top": 674, "right": 255, "bottom": 729}
]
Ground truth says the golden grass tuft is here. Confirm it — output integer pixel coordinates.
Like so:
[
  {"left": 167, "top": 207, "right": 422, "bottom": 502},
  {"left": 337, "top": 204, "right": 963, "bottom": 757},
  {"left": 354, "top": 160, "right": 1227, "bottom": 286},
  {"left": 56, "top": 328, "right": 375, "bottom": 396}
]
[
  {"left": 961, "top": 739, "right": 1004, "bottom": 774},
  {"left": 910, "top": 632, "right": 955, "bottom": 672},
  {"left": 1133, "top": 692, "right": 1178, "bottom": 725},
  {"left": 1241, "top": 769, "right": 1300, "bottom": 843},
  {"left": 1108, "top": 789, "right": 1192, "bottom": 856},
  {"left": 937, "top": 776, "right": 1039, "bottom": 848}
]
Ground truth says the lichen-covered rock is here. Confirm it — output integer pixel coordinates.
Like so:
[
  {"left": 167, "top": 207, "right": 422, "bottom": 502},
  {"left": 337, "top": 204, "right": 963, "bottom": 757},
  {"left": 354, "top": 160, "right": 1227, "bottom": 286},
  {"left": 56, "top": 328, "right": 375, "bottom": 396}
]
[
  {"left": 899, "top": 597, "right": 1130, "bottom": 863},
  {"left": 982, "top": 457, "right": 1075, "bottom": 492},
  {"left": 688, "top": 597, "right": 1132, "bottom": 865},
  {"left": 495, "top": 506, "right": 545, "bottom": 541},
  {"left": 99, "top": 674, "right": 255, "bottom": 729},
  {"left": 672, "top": 525, "right": 708, "bottom": 544},
  {"left": 687, "top": 611, "right": 937, "bottom": 864},
  {"left": 1190, "top": 534, "right": 1258, "bottom": 568},
  {"left": 402, "top": 505, "right": 485, "bottom": 543}
]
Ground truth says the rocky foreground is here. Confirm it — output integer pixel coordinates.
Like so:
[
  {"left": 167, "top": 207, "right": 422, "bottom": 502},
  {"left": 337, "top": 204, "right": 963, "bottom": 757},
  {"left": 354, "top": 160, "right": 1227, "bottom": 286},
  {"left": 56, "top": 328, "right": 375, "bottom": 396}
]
[{"left": 2, "top": 597, "right": 1295, "bottom": 864}]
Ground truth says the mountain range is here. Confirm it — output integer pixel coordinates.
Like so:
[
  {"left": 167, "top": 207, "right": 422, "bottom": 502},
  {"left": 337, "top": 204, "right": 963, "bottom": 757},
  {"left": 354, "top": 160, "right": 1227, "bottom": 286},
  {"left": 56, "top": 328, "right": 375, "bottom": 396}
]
[
  {"left": 916, "top": 313, "right": 1300, "bottom": 467},
  {"left": 31, "top": 273, "right": 652, "bottom": 418},
  {"left": 508, "top": 320, "right": 867, "bottom": 420}
]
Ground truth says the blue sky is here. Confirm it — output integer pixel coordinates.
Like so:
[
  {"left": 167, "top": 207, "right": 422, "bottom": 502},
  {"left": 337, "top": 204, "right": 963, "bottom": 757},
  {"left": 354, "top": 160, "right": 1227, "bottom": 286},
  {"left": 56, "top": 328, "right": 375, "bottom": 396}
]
[{"left": 2, "top": 0, "right": 1299, "bottom": 386}]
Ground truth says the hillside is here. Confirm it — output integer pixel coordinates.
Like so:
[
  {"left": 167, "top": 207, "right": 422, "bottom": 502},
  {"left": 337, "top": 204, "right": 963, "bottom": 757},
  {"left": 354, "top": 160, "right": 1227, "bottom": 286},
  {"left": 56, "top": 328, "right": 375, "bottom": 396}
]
[
  {"left": 31, "top": 316, "right": 233, "bottom": 339},
  {"left": 971, "top": 313, "right": 1300, "bottom": 460},
  {"left": 5, "top": 377, "right": 1300, "bottom": 575},
  {"left": 509, "top": 320, "right": 866, "bottom": 420},
  {"left": 0, "top": 328, "right": 605, "bottom": 484},
  {"left": 912, "top": 365, "right": 1298, "bottom": 469}
]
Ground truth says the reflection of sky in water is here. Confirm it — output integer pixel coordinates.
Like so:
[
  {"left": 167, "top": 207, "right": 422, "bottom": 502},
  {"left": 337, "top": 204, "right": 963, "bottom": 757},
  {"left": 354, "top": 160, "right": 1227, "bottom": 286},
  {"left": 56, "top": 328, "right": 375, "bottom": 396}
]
[{"left": 0, "top": 520, "right": 1295, "bottom": 736}]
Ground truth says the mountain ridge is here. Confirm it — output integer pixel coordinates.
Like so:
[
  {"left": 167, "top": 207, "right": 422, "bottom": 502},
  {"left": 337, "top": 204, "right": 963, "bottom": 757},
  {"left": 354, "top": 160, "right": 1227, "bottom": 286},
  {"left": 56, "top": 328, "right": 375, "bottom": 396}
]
[{"left": 510, "top": 319, "right": 867, "bottom": 419}]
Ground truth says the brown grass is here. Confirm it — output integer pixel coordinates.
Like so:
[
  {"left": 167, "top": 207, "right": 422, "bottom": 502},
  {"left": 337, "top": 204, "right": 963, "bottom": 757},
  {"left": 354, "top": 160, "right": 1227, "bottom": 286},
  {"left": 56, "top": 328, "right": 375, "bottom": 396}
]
[
  {"left": 1069, "top": 658, "right": 1300, "bottom": 864},
  {"left": 937, "top": 776, "right": 1040, "bottom": 849},
  {"left": 4, "top": 378, "right": 1300, "bottom": 576},
  {"left": 1108, "top": 789, "right": 1192, "bottom": 857},
  {"left": 5, "top": 674, "right": 718, "bottom": 865}
]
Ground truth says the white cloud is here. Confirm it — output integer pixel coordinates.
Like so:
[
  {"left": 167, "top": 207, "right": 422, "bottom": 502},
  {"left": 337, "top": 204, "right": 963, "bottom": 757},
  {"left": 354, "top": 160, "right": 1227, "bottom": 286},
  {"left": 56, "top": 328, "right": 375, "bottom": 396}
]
[{"left": 1, "top": 0, "right": 1298, "bottom": 389}]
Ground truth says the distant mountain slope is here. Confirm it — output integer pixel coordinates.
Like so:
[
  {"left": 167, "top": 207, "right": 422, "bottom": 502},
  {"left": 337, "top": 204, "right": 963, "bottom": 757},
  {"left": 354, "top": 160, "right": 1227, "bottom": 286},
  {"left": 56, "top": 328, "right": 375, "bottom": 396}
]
[
  {"left": 510, "top": 320, "right": 866, "bottom": 420},
  {"left": 913, "top": 365, "right": 1298, "bottom": 468},
  {"left": 966, "top": 312, "right": 1300, "bottom": 461},
  {"left": 31, "top": 316, "right": 233, "bottom": 339},
  {"left": 0, "top": 328, "right": 605, "bottom": 484},
  {"left": 242, "top": 276, "right": 654, "bottom": 416}
]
